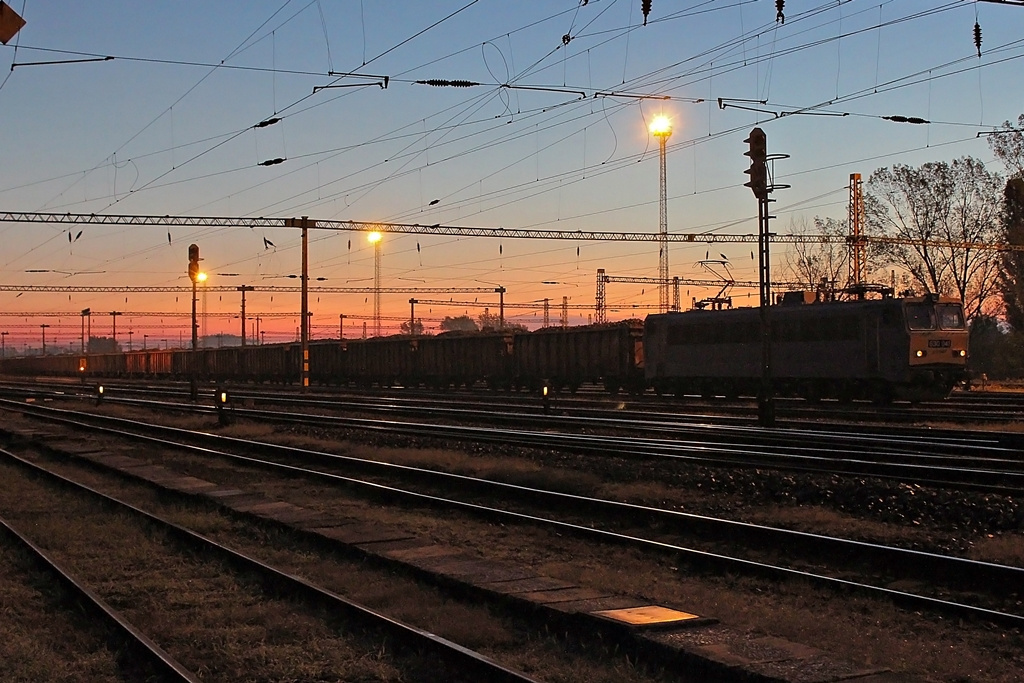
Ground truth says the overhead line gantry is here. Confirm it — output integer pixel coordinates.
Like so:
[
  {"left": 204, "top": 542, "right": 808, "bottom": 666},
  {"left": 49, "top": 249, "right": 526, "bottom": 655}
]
[{"left": 3, "top": 212, "right": 1021, "bottom": 251}]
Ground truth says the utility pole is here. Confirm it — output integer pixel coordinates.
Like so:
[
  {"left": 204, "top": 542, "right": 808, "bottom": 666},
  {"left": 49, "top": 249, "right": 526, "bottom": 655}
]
[
  {"left": 339, "top": 313, "right": 345, "bottom": 339},
  {"left": 80, "top": 308, "right": 90, "bottom": 353},
  {"left": 498, "top": 287, "right": 506, "bottom": 329},
  {"left": 1, "top": 331, "right": 7, "bottom": 359},
  {"left": 847, "top": 172, "right": 867, "bottom": 298},
  {"left": 409, "top": 299, "right": 417, "bottom": 334},
  {"left": 40, "top": 324, "right": 49, "bottom": 355},
  {"left": 293, "top": 217, "right": 312, "bottom": 392},
  {"left": 237, "top": 285, "right": 254, "bottom": 345},
  {"left": 110, "top": 311, "right": 121, "bottom": 347}
]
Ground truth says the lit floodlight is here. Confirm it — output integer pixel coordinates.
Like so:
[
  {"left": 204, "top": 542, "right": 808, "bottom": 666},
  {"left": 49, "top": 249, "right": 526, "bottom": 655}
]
[{"left": 649, "top": 115, "right": 672, "bottom": 138}]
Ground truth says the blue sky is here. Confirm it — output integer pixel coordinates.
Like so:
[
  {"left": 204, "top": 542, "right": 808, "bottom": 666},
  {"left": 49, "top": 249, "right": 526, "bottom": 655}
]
[{"left": 2, "top": 1, "right": 1022, "bottom": 345}]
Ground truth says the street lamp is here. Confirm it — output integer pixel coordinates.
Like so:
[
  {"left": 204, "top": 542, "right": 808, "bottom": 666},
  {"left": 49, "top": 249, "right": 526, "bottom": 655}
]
[
  {"left": 367, "top": 231, "right": 383, "bottom": 337},
  {"left": 40, "top": 324, "right": 50, "bottom": 355},
  {"left": 650, "top": 114, "right": 672, "bottom": 313},
  {"left": 1, "top": 331, "right": 7, "bottom": 359},
  {"left": 143, "top": 334, "right": 148, "bottom": 350},
  {"left": 128, "top": 330, "right": 133, "bottom": 351}
]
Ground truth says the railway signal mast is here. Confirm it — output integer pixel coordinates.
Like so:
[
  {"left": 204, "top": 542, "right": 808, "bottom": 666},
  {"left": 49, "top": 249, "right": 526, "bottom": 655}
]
[
  {"left": 188, "top": 243, "right": 201, "bottom": 400},
  {"left": 744, "top": 127, "right": 788, "bottom": 427}
]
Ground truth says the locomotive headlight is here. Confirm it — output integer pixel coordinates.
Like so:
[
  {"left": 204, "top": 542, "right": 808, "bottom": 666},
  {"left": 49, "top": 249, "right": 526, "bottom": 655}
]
[{"left": 916, "top": 350, "right": 924, "bottom": 358}]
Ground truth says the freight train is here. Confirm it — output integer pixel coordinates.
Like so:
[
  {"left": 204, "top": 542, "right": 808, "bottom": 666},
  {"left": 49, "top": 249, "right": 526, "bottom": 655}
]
[{"left": 0, "top": 294, "right": 968, "bottom": 402}]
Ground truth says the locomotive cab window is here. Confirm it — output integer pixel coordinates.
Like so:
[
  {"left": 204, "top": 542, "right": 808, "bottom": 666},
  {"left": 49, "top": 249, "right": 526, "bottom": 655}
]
[
  {"left": 905, "top": 304, "right": 935, "bottom": 330},
  {"left": 937, "top": 304, "right": 965, "bottom": 330}
]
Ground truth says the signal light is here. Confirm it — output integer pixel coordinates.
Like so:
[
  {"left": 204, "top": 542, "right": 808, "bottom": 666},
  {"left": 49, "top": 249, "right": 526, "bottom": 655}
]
[
  {"left": 216, "top": 388, "right": 231, "bottom": 425},
  {"left": 96, "top": 384, "right": 104, "bottom": 405},
  {"left": 188, "top": 243, "right": 201, "bottom": 283},
  {"left": 743, "top": 127, "right": 768, "bottom": 199}
]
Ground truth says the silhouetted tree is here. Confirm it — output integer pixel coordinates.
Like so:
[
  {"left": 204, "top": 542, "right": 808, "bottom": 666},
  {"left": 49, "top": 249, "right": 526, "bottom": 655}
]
[
  {"left": 987, "top": 114, "right": 1024, "bottom": 179},
  {"left": 999, "top": 178, "right": 1024, "bottom": 331},
  {"left": 969, "top": 315, "right": 1024, "bottom": 379},
  {"left": 87, "top": 336, "right": 119, "bottom": 353},
  {"left": 987, "top": 116, "right": 1024, "bottom": 330},
  {"left": 866, "top": 157, "right": 1003, "bottom": 319},
  {"left": 439, "top": 315, "right": 477, "bottom": 332},
  {"left": 399, "top": 319, "right": 425, "bottom": 335}
]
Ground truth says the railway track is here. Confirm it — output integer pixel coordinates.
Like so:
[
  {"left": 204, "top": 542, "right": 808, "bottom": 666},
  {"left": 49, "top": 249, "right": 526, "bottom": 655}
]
[
  {"left": 5, "top": 376, "right": 1023, "bottom": 425},
  {"left": 0, "top": 446, "right": 553, "bottom": 683},
  {"left": 3, "top": 384, "right": 1022, "bottom": 495},
  {"left": 1, "top": 408, "right": 904, "bottom": 683},
  {"left": 3, "top": 398, "right": 1022, "bottom": 630},
  {"left": 0, "top": 514, "right": 201, "bottom": 682}
]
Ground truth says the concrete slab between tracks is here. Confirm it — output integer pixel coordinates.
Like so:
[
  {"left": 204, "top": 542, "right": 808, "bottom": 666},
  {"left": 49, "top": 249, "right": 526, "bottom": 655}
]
[{"left": 32, "top": 435, "right": 931, "bottom": 683}]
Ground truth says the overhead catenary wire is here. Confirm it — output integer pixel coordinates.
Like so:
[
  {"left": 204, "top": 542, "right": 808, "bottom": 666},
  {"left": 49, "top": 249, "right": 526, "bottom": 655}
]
[{"left": 4, "top": 1, "right": 1019, "bottom": 290}]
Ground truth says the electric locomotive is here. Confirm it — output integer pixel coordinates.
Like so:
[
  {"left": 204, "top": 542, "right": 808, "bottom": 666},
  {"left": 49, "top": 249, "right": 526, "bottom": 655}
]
[{"left": 643, "top": 294, "right": 968, "bottom": 402}]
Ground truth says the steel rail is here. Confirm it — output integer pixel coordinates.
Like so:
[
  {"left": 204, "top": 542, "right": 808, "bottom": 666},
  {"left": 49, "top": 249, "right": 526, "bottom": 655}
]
[
  {"left": 5, "top": 379, "right": 1015, "bottom": 458},
  {"left": 0, "top": 513, "right": 201, "bottom": 683},
  {"left": 3, "top": 384, "right": 1022, "bottom": 492},
  {"left": 27, "top": 386, "right": 1024, "bottom": 493},
  {"left": 203, "top": 389, "right": 1021, "bottom": 461},
  {"left": 0, "top": 447, "right": 542, "bottom": 683},
  {"left": 5, "top": 403, "right": 1023, "bottom": 629}
]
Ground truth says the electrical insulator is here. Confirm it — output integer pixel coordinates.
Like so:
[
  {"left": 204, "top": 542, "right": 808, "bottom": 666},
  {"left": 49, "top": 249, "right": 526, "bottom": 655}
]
[
  {"left": 416, "top": 79, "right": 480, "bottom": 88},
  {"left": 641, "top": 0, "right": 651, "bottom": 26},
  {"left": 974, "top": 22, "right": 982, "bottom": 57},
  {"left": 776, "top": 0, "right": 784, "bottom": 24}
]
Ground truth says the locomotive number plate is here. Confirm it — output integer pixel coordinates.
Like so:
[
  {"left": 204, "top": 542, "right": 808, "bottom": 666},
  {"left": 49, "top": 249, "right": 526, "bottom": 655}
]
[{"left": 928, "top": 339, "right": 951, "bottom": 348}]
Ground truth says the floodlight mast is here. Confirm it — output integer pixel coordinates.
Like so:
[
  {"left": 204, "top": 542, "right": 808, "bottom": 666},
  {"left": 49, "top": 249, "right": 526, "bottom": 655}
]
[{"left": 650, "top": 115, "right": 673, "bottom": 313}]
